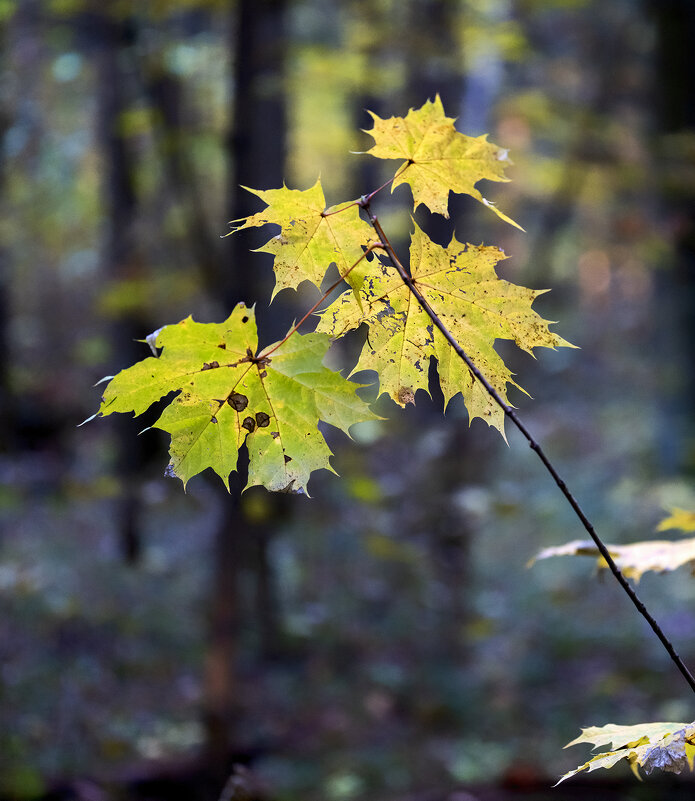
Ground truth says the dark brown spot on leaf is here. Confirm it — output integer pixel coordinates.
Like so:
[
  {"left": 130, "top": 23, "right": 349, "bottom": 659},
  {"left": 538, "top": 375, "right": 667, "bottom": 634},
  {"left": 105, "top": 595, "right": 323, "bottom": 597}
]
[
  {"left": 218, "top": 343, "right": 226, "bottom": 349},
  {"left": 228, "top": 392, "right": 249, "bottom": 411},
  {"left": 271, "top": 431, "right": 279, "bottom": 439},
  {"left": 398, "top": 386, "right": 415, "bottom": 405},
  {"left": 211, "top": 416, "right": 218, "bottom": 424},
  {"left": 256, "top": 411, "right": 270, "bottom": 428},
  {"left": 242, "top": 316, "right": 249, "bottom": 323},
  {"left": 259, "top": 370, "right": 267, "bottom": 378},
  {"left": 242, "top": 416, "right": 256, "bottom": 432},
  {"left": 284, "top": 455, "right": 292, "bottom": 463}
]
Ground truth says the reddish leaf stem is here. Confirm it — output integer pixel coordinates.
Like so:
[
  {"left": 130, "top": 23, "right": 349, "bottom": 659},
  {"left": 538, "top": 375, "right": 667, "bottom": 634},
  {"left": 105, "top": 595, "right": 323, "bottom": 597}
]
[
  {"left": 258, "top": 243, "right": 384, "bottom": 360},
  {"left": 320, "top": 165, "right": 407, "bottom": 218},
  {"left": 364, "top": 207, "right": 695, "bottom": 697}
]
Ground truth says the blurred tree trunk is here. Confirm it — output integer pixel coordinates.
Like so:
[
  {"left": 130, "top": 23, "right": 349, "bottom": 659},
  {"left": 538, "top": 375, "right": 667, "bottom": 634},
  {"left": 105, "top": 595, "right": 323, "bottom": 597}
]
[
  {"left": 652, "top": 0, "right": 695, "bottom": 472},
  {"left": 402, "top": 0, "right": 478, "bottom": 663},
  {"left": 1, "top": 1, "right": 57, "bottom": 455},
  {"left": 135, "top": 52, "right": 221, "bottom": 292},
  {"left": 93, "top": 8, "right": 150, "bottom": 565},
  {"left": 346, "top": 0, "right": 389, "bottom": 197},
  {"left": 202, "top": 0, "right": 288, "bottom": 769},
  {"left": 225, "top": 0, "right": 287, "bottom": 311},
  {"left": 404, "top": 0, "right": 463, "bottom": 241},
  {"left": 0, "top": 14, "right": 11, "bottom": 452}
]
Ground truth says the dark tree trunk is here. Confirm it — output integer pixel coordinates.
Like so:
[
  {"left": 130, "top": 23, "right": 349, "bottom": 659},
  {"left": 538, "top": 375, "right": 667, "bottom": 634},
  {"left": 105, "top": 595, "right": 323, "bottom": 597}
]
[
  {"left": 404, "top": 0, "right": 462, "bottom": 236},
  {"left": 202, "top": 0, "right": 288, "bottom": 769},
  {"left": 132, "top": 43, "right": 222, "bottom": 293},
  {"left": 224, "top": 0, "right": 287, "bottom": 312},
  {"left": 401, "top": 0, "right": 479, "bottom": 660},
  {"left": 651, "top": 0, "right": 695, "bottom": 471},
  {"left": 0, "top": 13, "right": 12, "bottom": 453},
  {"left": 93, "top": 8, "right": 149, "bottom": 565}
]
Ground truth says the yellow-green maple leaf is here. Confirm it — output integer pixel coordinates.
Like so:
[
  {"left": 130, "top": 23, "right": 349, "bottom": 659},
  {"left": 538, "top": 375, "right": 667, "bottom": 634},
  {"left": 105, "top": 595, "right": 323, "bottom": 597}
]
[
  {"left": 558, "top": 721, "right": 695, "bottom": 784},
  {"left": 96, "top": 304, "right": 378, "bottom": 493},
  {"left": 364, "top": 95, "right": 522, "bottom": 227},
  {"left": 229, "top": 179, "right": 378, "bottom": 299},
  {"left": 317, "top": 222, "right": 572, "bottom": 433}
]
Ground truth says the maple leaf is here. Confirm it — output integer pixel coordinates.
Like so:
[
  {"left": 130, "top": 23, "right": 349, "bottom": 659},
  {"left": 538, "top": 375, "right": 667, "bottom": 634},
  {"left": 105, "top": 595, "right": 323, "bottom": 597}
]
[
  {"left": 317, "top": 221, "right": 572, "bottom": 433},
  {"left": 96, "top": 304, "right": 378, "bottom": 493},
  {"left": 530, "top": 538, "right": 695, "bottom": 581},
  {"left": 657, "top": 507, "right": 695, "bottom": 534},
  {"left": 229, "top": 179, "right": 378, "bottom": 299},
  {"left": 363, "top": 95, "right": 522, "bottom": 227},
  {"left": 557, "top": 721, "right": 695, "bottom": 785},
  {"left": 531, "top": 507, "right": 695, "bottom": 581}
]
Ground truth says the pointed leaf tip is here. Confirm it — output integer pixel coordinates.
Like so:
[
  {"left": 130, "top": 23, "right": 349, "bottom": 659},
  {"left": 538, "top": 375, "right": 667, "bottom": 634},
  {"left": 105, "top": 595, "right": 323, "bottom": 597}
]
[
  {"left": 364, "top": 97, "right": 520, "bottom": 225},
  {"left": 229, "top": 181, "right": 379, "bottom": 297},
  {"left": 317, "top": 222, "right": 573, "bottom": 434},
  {"left": 558, "top": 721, "right": 695, "bottom": 784},
  {"left": 94, "top": 308, "right": 378, "bottom": 494}
]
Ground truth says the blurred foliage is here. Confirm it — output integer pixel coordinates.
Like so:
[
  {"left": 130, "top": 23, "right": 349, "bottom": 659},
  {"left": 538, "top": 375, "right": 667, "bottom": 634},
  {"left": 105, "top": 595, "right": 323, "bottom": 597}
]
[{"left": 2, "top": 0, "right": 695, "bottom": 800}]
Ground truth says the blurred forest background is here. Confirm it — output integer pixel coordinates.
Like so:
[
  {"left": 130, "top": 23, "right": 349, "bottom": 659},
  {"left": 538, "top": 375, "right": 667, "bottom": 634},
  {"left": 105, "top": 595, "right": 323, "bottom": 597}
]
[{"left": 2, "top": 0, "right": 695, "bottom": 799}]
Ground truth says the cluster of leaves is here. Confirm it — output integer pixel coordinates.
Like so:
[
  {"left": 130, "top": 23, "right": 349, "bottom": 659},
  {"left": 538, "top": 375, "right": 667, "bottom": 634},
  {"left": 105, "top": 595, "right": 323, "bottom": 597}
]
[
  {"left": 94, "top": 96, "right": 569, "bottom": 492},
  {"left": 93, "top": 97, "right": 695, "bottom": 787}
]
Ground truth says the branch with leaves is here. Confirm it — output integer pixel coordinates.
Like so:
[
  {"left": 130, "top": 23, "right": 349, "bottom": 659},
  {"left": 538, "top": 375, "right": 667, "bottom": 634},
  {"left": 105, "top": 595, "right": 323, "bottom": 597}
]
[{"left": 90, "top": 96, "right": 695, "bottom": 784}]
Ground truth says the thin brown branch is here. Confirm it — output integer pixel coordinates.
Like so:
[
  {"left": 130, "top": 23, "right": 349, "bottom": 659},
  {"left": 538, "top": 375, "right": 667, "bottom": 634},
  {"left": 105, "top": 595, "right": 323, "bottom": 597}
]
[
  {"left": 320, "top": 163, "right": 410, "bottom": 218},
  {"left": 258, "top": 242, "right": 384, "bottom": 360},
  {"left": 364, "top": 207, "right": 695, "bottom": 697}
]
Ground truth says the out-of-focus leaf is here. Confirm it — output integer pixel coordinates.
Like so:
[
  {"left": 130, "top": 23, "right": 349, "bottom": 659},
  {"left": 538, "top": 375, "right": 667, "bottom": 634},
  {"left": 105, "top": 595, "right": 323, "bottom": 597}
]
[
  {"left": 657, "top": 507, "right": 695, "bottom": 534},
  {"left": 558, "top": 721, "right": 695, "bottom": 785},
  {"left": 530, "top": 538, "right": 695, "bottom": 581},
  {"left": 531, "top": 508, "right": 695, "bottom": 580}
]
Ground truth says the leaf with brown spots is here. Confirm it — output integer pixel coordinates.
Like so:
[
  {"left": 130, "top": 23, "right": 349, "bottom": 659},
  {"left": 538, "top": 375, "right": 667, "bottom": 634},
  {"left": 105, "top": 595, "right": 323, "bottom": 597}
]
[
  {"left": 96, "top": 304, "right": 379, "bottom": 493},
  {"left": 317, "top": 221, "right": 573, "bottom": 433}
]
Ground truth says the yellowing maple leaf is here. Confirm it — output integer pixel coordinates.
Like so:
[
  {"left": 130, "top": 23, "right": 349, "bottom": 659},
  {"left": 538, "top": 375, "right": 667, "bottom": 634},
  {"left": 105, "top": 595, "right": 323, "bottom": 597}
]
[
  {"left": 364, "top": 95, "right": 522, "bottom": 227},
  {"left": 657, "top": 507, "right": 695, "bottom": 534},
  {"left": 558, "top": 721, "right": 695, "bottom": 784},
  {"left": 229, "top": 179, "right": 378, "bottom": 299},
  {"left": 96, "top": 304, "right": 378, "bottom": 493},
  {"left": 317, "top": 222, "right": 572, "bottom": 433}
]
